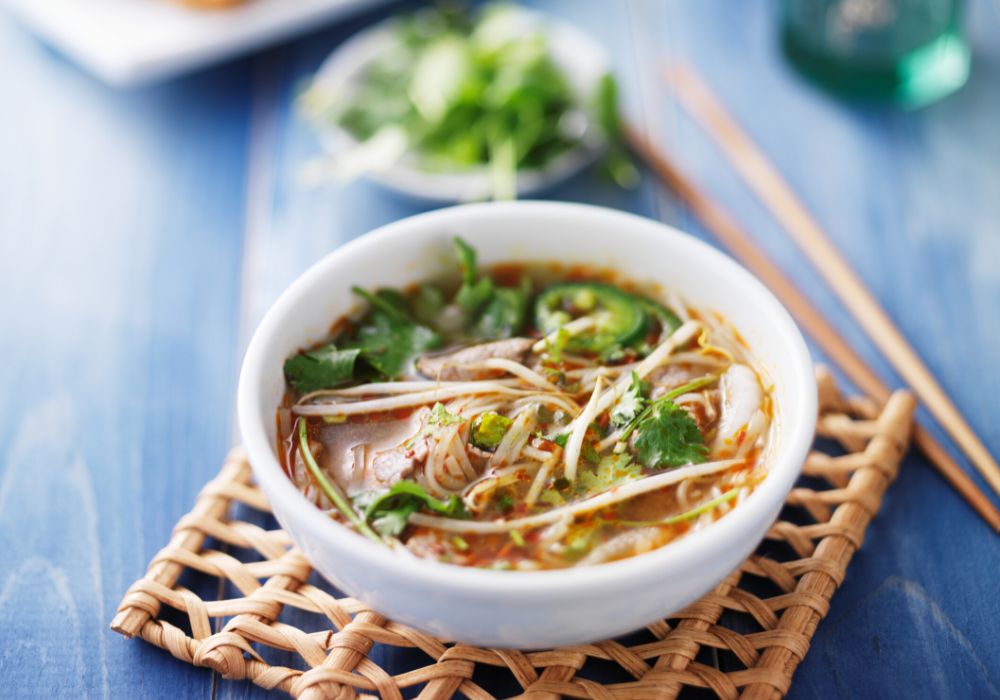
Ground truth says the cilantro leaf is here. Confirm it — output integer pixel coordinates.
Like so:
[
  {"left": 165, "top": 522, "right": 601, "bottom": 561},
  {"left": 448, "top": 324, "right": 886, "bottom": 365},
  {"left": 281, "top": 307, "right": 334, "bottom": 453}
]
[
  {"left": 345, "top": 287, "right": 442, "bottom": 378},
  {"left": 361, "top": 480, "right": 468, "bottom": 537},
  {"left": 633, "top": 401, "right": 708, "bottom": 469},
  {"left": 610, "top": 371, "right": 647, "bottom": 428},
  {"left": 429, "top": 402, "right": 463, "bottom": 427},
  {"left": 454, "top": 237, "right": 494, "bottom": 313},
  {"left": 407, "top": 402, "right": 464, "bottom": 449},
  {"left": 578, "top": 453, "right": 642, "bottom": 493},
  {"left": 283, "top": 344, "right": 361, "bottom": 393},
  {"left": 474, "top": 276, "right": 530, "bottom": 340},
  {"left": 453, "top": 237, "right": 530, "bottom": 339},
  {"left": 457, "top": 277, "right": 494, "bottom": 313},
  {"left": 411, "top": 283, "right": 446, "bottom": 326}
]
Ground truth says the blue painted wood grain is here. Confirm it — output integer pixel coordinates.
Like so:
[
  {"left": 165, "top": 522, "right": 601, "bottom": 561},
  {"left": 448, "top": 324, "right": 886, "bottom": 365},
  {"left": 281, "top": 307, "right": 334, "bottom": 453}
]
[
  {"left": 0, "top": 11, "right": 253, "bottom": 697},
  {"left": 0, "top": 0, "right": 997, "bottom": 698}
]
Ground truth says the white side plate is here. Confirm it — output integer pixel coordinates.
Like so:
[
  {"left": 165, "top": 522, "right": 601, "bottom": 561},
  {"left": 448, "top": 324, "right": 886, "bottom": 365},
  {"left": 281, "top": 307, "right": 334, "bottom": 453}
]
[{"left": 3, "top": 0, "right": 388, "bottom": 87}]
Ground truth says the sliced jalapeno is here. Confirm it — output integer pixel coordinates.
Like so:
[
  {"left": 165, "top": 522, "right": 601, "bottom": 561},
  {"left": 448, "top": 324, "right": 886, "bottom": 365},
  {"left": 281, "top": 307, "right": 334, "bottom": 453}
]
[{"left": 534, "top": 282, "right": 647, "bottom": 353}]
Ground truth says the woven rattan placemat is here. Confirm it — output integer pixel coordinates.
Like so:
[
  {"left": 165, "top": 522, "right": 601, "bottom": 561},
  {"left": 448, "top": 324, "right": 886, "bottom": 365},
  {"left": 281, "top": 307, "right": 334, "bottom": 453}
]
[{"left": 112, "top": 368, "right": 915, "bottom": 699}]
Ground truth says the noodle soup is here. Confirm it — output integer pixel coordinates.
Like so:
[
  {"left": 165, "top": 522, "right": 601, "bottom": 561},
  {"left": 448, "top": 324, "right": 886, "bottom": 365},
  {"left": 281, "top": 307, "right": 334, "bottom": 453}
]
[{"left": 277, "top": 238, "right": 773, "bottom": 570}]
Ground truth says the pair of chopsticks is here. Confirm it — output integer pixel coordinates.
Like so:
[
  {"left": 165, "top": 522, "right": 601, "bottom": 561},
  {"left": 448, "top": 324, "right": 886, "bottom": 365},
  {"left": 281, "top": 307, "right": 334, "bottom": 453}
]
[{"left": 625, "top": 63, "right": 1000, "bottom": 532}]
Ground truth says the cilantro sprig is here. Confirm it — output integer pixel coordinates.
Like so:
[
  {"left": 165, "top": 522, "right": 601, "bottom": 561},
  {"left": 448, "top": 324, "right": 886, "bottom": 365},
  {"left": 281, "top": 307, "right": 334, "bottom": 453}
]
[
  {"left": 343, "top": 287, "right": 442, "bottom": 378},
  {"left": 283, "top": 344, "right": 361, "bottom": 394},
  {"left": 361, "top": 480, "right": 469, "bottom": 537},
  {"left": 633, "top": 402, "right": 709, "bottom": 469},
  {"left": 615, "top": 374, "right": 719, "bottom": 469},
  {"left": 453, "top": 237, "right": 530, "bottom": 340}
]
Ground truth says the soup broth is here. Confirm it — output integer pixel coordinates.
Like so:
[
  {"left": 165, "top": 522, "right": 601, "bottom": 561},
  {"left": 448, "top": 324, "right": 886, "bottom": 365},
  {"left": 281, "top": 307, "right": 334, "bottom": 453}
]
[{"left": 277, "top": 239, "right": 774, "bottom": 570}]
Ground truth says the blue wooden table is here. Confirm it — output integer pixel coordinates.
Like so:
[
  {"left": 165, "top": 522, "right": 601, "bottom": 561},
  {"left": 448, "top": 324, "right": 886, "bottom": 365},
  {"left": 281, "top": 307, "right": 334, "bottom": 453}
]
[{"left": 1, "top": 1, "right": 998, "bottom": 697}]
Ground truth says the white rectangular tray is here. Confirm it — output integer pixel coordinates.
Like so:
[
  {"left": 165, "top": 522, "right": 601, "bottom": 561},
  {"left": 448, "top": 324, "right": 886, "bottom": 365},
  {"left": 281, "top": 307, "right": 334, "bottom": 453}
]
[{"left": 3, "top": 0, "right": 387, "bottom": 87}]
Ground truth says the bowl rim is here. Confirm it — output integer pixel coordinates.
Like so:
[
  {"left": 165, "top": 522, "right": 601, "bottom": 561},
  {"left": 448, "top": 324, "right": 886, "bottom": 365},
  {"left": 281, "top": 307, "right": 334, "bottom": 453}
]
[
  {"left": 238, "top": 201, "right": 817, "bottom": 598},
  {"left": 306, "top": 7, "right": 610, "bottom": 201}
]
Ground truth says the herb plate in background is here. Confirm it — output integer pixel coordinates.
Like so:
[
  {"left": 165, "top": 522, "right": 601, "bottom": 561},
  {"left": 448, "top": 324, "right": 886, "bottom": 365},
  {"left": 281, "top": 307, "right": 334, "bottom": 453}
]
[{"left": 304, "top": 5, "right": 611, "bottom": 202}]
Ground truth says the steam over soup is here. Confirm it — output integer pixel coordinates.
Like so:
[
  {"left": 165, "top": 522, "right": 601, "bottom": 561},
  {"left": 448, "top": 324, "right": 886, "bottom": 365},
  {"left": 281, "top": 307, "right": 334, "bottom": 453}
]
[{"left": 277, "top": 238, "right": 774, "bottom": 570}]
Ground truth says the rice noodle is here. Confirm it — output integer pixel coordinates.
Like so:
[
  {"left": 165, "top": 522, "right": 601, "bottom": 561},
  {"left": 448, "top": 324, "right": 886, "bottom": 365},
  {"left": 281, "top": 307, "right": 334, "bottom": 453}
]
[
  {"left": 492, "top": 409, "right": 537, "bottom": 466},
  {"left": 524, "top": 451, "right": 559, "bottom": 507},
  {"left": 299, "top": 380, "right": 519, "bottom": 401},
  {"left": 539, "top": 514, "right": 573, "bottom": 551},
  {"left": 522, "top": 443, "right": 557, "bottom": 462},
  {"left": 438, "top": 455, "right": 466, "bottom": 491},
  {"left": 409, "top": 458, "right": 745, "bottom": 533},
  {"left": 420, "top": 459, "right": 449, "bottom": 499},
  {"left": 510, "top": 394, "right": 578, "bottom": 415},
  {"left": 293, "top": 382, "right": 549, "bottom": 416},
  {"left": 447, "top": 430, "right": 478, "bottom": 482},
  {"left": 539, "top": 513, "right": 574, "bottom": 552},
  {"left": 563, "top": 376, "right": 604, "bottom": 483},
  {"left": 460, "top": 358, "right": 564, "bottom": 393},
  {"left": 463, "top": 462, "right": 540, "bottom": 511}
]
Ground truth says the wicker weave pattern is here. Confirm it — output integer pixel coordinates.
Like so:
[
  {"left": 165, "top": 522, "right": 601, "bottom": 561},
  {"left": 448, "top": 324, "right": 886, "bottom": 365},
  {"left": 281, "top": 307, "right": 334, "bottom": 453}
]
[{"left": 111, "top": 369, "right": 914, "bottom": 699}]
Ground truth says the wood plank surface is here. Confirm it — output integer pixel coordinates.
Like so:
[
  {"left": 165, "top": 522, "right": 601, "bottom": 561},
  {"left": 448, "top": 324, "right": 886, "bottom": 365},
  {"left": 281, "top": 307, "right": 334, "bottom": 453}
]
[{"left": 0, "top": 1, "right": 997, "bottom": 698}]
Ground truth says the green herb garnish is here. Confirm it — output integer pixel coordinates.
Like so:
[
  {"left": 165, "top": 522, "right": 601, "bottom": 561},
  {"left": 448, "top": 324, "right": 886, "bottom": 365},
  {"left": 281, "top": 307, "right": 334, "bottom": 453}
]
[
  {"left": 472, "top": 411, "right": 513, "bottom": 450},
  {"left": 578, "top": 453, "right": 642, "bottom": 493},
  {"left": 616, "top": 375, "right": 718, "bottom": 445},
  {"left": 362, "top": 480, "right": 468, "bottom": 538},
  {"left": 454, "top": 237, "right": 495, "bottom": 313},
  {"left": 345, "top": 286, "right": 442, "bottom": 377},
  {"left": 411, "top": 283, "right": 447, "bottom": 326},
  {"left": 283, "top": 344, "right": 361, "bottom": 394},
  {"left": 429, "top": 402, "right": 464, "bottom": 427},
  {"left": 496, "top": 493, "right": 515, "bottom": 514},
  {"left": 474, "top": 276, "right": 531, "bottom": 340},
  {"left": 610, "top": 371, "right": 647, "bottom": 428},
  {"left": 310, "top": 4, "right": 593, "bottom": 198},
  {"left": 633, "top": 402, "right": 708, "bottom": 469},
  {"left": 453, "top": 237, "right": 529, "bottom": 339}
]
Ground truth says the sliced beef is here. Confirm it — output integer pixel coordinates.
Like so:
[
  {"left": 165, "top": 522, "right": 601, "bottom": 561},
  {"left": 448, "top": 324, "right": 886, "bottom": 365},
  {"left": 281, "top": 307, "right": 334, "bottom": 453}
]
[
  {"left": 416, "top": 338, "right": 534, "bottom": 381},
  {"left": 370, "top": 436, "right": 430, "bottom": 487},
  {"left": 316, "top": 412, "right": 425, "bottom": 493}
]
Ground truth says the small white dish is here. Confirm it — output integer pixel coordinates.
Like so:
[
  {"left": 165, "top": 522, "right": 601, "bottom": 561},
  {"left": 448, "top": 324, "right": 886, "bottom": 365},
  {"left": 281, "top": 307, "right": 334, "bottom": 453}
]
[
  {"left": 306, "top": 8, "right": 610, "bottom": 202},
  {"left": 238, "top": 201, "right": 817, "bottom": 648}
]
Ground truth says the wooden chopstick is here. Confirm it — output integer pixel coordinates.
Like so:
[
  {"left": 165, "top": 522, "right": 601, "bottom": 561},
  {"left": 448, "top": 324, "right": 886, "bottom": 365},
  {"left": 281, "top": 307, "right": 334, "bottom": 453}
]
[
  {"left": 661, "top": 62, "right": 1000, "bottom": 504},
  {"left": 623, "top": 122, "right": 1000, "bottom": 533}
]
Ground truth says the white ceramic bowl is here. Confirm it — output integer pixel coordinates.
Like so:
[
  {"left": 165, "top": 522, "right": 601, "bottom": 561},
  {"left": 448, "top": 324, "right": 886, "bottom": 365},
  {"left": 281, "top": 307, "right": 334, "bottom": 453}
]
[
  {"left": 238, "top": 201, "right": 816, "bottom": 648},
  {"left": 307, "top": 8, "right": 609, "bottom": 202}
]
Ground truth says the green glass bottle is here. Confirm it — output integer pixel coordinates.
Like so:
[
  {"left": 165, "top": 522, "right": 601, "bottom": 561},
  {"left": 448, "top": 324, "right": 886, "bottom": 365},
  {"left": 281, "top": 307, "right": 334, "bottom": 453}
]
[{"left": 782, "top": 0, "right": 970, "bottom": 108}]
